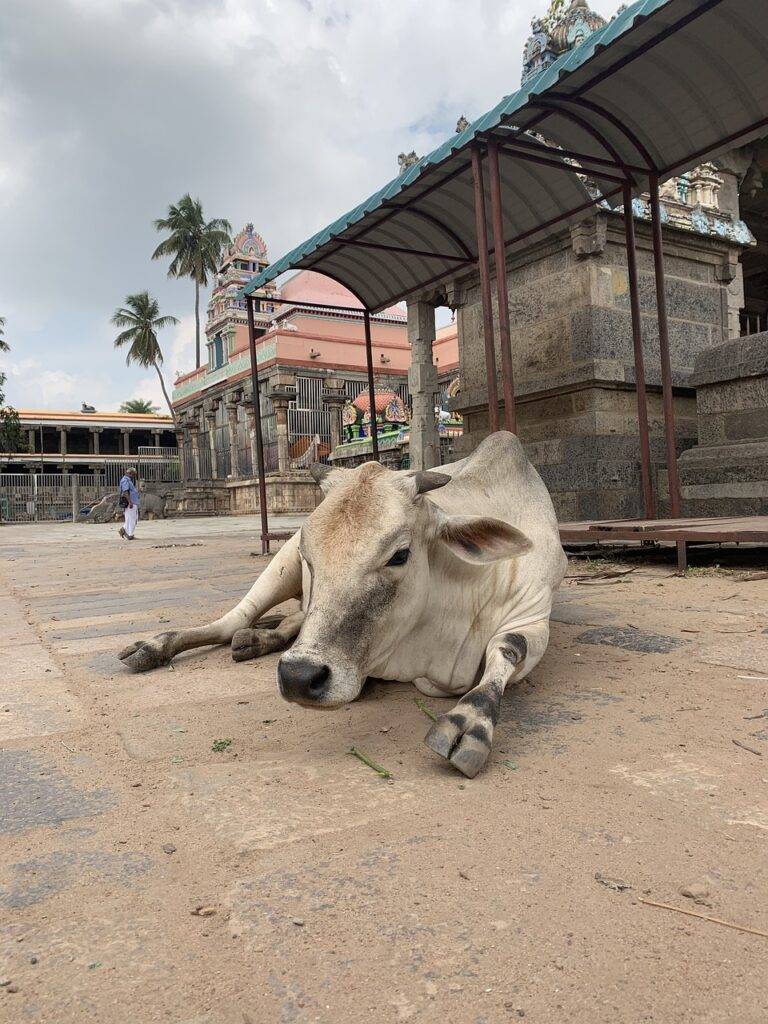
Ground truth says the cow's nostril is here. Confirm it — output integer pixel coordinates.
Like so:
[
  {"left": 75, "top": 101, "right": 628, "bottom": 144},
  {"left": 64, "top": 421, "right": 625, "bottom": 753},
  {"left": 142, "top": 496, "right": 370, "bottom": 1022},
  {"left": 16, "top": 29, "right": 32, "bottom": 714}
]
[
  {"left": 278, "top": 656, "right": 331, "bottom": 702},
  {"left": 307, "top": 665, "right": 330, "bottom": 698}
]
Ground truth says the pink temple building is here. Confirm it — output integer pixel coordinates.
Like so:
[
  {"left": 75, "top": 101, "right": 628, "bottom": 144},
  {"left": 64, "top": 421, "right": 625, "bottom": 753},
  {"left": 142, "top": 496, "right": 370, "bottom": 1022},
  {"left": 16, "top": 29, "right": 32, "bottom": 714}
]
[{"left": 171, "top": 224, "right": 461, "bottom": 489}]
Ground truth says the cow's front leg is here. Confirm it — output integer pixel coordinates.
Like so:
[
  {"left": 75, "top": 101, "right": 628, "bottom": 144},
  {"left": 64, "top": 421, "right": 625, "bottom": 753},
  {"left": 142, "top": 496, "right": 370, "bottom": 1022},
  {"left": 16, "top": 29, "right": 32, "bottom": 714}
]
[
  {"left": 118, "top": 533, "right": 302, "bottom": 672},
  {"left": 231, "top": 609, "right": 305, "bottom": 663},
  {"left": 425, "top": 619, "right": 550, "bottom": 778}
]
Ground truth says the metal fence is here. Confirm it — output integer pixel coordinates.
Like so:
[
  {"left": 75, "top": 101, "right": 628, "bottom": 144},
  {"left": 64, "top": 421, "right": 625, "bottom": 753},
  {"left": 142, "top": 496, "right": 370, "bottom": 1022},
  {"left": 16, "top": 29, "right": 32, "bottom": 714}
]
[
  {"left": 0, "top": 472, "right": 107, "bottom": 523},
  {"left": 0, "top": 454, "right": 182, "bottom": 523}
]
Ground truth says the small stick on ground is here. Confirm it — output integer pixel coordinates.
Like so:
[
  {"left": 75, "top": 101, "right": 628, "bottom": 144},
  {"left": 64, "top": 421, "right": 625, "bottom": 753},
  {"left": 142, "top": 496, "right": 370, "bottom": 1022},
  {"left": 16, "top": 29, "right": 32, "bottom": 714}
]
[
  {"left": 638, "top": 897, "right": 768, "bottom": 939},
  {"left": 732, "top": 738, "right": 763, "bottom": 757},
  {"left": 348, "top": 746, "right": 392, "bottom": 779},
  {"left": 414, "top": 698, "right": 438, "bottom": 722}
]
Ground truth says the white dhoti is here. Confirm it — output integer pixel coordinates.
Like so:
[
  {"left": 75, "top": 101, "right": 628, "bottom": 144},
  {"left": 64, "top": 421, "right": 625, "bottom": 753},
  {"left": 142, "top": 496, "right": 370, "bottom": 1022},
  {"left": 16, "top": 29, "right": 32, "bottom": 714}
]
[{"left": 124, "top": 505, "right": 139, "bottom": 538}]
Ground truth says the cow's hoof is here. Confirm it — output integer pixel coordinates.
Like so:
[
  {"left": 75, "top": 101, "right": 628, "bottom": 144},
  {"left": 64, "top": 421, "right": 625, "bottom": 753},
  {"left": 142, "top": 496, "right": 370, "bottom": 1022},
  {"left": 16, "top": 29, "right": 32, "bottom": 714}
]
[
  {"left": 118, "top": 633, "right": 174, "bottom": 673},
  {"left": 425, "top": 714, "right": 491, "bottom": 779},
  {"left": 231, "top": 628, "right": 262, "bottom": 662}
]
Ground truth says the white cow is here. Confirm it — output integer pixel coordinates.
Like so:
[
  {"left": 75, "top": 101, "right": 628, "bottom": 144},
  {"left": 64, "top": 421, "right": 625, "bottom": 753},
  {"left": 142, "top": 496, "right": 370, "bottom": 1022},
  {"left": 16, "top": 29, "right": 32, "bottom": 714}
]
[{"left": 120, "top": 432, "right": 566, "bottom": 777}]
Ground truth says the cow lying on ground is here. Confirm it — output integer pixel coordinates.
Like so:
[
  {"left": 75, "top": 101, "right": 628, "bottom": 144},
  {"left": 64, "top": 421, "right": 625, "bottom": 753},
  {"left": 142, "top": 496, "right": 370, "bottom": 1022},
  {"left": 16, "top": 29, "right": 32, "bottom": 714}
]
[{"left": 119, "top": 432, "right": 566, "bottom": 777}]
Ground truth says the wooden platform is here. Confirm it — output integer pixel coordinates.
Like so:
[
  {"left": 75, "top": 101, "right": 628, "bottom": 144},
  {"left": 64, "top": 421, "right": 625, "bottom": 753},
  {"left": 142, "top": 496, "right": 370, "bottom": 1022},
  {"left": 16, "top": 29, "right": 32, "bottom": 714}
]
[{"left": 559, "top": 516, "right": 768, "bottom": 571}]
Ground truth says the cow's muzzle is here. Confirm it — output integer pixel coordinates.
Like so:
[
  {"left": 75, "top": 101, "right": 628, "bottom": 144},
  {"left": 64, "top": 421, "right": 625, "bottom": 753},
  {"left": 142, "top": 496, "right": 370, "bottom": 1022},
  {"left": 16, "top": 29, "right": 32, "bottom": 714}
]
[{"left": 278, "top": 654, "right": 331, "bottom": 705}]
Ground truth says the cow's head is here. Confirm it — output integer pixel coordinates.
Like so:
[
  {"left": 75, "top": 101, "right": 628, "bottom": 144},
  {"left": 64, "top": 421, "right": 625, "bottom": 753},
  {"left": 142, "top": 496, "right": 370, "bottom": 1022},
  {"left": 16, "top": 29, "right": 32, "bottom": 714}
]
[{"left": 277, "top": 460, "right": 532, "bottom": 709}]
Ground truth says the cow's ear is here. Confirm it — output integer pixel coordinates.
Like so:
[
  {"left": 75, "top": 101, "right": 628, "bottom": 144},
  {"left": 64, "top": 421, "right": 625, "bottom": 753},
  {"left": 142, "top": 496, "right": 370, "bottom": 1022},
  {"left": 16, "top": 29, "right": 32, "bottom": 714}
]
[
  {"left": 438, "top": 514, "right": 532, "bottom": 564},
  {"left": 310, "top": 462, "right": 342, "bottom": 494},
  {"left": 401, "top": 470, "right": 451, "bottom": 499}
]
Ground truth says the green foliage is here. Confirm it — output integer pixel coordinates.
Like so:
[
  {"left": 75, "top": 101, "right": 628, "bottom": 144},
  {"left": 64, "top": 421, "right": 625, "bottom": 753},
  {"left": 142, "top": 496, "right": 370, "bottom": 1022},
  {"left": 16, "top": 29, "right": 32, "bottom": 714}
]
[
  {"left": 211, "top": 738, "right": 232, "bottom": 753},
  {"left": 120, "top": 398, "right": 159, "bottom": 414},
  {"left": 0, "top": 325, "right": 26, "bottom": 454},
  {"left": 111, "top": 292, "right": 178, "bottom": 422},
  {"left": 152, "top": 194, "right": 232, "bottom": 369}
]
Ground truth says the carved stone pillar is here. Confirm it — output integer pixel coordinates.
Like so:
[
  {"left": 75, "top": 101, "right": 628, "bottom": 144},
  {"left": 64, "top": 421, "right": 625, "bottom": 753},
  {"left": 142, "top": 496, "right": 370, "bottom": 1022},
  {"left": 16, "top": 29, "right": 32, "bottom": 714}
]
[
  {"left": 153, "top": 431, "right": 161, "bottom": 448},
  {"left": 268, "top": 373, "right": 296, "bottom": 473},
  {"left": 189, "top": 426, "right": 201, "bottom": 479},
  {"left": 90, "top": 427, "right": 102, "bottom": 456},
  {"left": 120, "top": 428, "right": 131, "bottom": 456},
  {"left": 225, "top": 394, "right": 241, "bottom": 478},
  {"left": 204, "top": 401, "right": 219, "bottom": 480},
  {"left": 175, "top": 425, "right": 188, "bottom": 481},
  {"left": 245, "top": 406, "right": 259, "bottom": 479},
  {"left": 27, "top": 428, "right": 36, "bottom": 453},
  {"left": 57, "top": 426, "right": 68, "bottom": 457},
  {"left": 406, "top": 299, "right": 440, "bottom": 470},
  {"left": 322, "top": 376, "right": 347, "bottom": 453}
]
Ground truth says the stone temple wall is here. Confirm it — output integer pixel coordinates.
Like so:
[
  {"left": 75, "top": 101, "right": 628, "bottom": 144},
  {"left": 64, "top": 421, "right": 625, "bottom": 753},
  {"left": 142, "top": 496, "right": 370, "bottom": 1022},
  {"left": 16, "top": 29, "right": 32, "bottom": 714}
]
[
  {"left": 678, "top": 334, "right": 768, "bottom": 517},
  {"left": 451, "top": 209, "right": 744, "bottom": 521}
]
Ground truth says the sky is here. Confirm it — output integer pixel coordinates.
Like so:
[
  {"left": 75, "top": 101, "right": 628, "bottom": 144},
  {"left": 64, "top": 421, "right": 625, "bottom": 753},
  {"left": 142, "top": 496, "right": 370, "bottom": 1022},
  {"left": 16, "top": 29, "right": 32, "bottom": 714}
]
[{"left": 0, "top": 0, "right": 617, "bottom": 413}]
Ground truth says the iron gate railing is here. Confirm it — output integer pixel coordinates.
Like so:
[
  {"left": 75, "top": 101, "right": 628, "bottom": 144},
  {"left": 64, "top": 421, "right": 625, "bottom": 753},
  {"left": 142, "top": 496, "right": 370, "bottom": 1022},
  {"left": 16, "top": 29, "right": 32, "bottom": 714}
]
[{"left": 0, "top": 456, "right": 181, "bottom": 523}]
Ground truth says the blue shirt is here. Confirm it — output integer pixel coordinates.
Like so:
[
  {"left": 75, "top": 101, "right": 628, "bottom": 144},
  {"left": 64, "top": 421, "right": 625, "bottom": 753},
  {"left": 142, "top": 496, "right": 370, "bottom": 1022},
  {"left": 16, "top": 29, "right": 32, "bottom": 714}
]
[{"left": 119, "top": 474, "right": 140, "bottom": 507}]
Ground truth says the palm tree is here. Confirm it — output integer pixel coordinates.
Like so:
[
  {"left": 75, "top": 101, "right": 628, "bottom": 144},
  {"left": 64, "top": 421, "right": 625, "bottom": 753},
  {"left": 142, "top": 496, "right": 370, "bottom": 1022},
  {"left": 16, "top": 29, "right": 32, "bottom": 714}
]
[
  {"left": 120, "top": 398, "right": 159, "bottom": 415},
  {"left": 111, "top": 293, "right": 178, "bottom": 422},
  {"left": 0, "top": 316, "right": 8, "bottom": 353},
  {"left": 152, "top": 195, "right": 231, "bottom": 369}
]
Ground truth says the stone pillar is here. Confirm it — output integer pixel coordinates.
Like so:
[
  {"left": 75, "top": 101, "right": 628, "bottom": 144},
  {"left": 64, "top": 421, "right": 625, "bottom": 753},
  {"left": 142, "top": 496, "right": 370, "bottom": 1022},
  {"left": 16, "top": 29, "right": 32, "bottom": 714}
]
[
  {"left": 406, "top": 299, "right": 440, "bottom": 470},
  {"left": 153, "top": 431, "right": 161, "bottom": 448},
  {"left": 323, "top": 377, "right": 347, "bottom": 453},
  {"left": 225, "top": 394, "right": 241, "bottom": 478},
  {"left": 245, "top": 406, "right": 259, "bottom": 479},
  {"left": 268, "top": 373, "right": 296, "bottom": 473},
  {"left": 189, "top": 425, "right": 201, "bottom": 479},
  {"left": 714, "top": 149, "right": 751, "bottom": 339},
  {"left": 57, "top": 426, "right": 68, "bottom": 457},
  {"left": 121, "top": 428, "right": 131, "bottom": 456},
  {"left": 204, "top": 402, "right": 219, "bottom": 479},
  {"left": 175, "top": 424, "right": 188, "bottom": 482},
  {"left": 27, "top": 429, "right": 36, "bottom": 453},
  {"left": 90, "top": 427, "right": 102, "bottom": 455}
]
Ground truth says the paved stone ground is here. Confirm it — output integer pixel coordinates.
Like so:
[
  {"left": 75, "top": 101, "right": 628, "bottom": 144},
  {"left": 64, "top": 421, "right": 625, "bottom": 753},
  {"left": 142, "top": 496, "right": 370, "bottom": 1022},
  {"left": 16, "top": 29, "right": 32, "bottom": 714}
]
[{"left": 1, "top": 516, "right": 768, "bottom": 1023}]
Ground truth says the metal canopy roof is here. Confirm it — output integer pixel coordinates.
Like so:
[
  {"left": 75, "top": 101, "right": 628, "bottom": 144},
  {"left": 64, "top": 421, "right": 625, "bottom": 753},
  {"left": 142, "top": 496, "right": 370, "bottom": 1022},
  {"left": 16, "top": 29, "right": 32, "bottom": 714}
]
[{"left": 240, "top": 0, "right": 768, "bottom": 313}]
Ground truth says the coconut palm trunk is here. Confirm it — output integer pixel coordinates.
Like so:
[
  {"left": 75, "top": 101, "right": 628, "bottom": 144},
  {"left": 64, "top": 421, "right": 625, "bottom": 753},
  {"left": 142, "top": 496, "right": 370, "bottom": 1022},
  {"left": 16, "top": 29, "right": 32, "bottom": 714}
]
[
  {"left": 154, "top": 361, "right": 176, "bottom": 425},
  {"left": 194, "top": 278, "right": 201, "bottom": 369}
]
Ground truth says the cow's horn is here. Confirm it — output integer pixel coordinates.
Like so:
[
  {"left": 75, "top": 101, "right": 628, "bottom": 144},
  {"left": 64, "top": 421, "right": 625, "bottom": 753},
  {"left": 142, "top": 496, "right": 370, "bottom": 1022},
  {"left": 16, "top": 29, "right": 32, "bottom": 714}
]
[
  {"left": 310, "top": 462, "right": 332, "bottom": 483},
  {"left": 412, "top": 470, "right": 451, "bottom": 495}
]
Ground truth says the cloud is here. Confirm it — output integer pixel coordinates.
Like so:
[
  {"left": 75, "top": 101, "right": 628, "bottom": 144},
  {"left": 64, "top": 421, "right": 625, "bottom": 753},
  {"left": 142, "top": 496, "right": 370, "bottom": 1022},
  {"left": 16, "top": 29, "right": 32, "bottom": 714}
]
[{"left": 0, "top": 0, "right": 618, "bottom": 411}]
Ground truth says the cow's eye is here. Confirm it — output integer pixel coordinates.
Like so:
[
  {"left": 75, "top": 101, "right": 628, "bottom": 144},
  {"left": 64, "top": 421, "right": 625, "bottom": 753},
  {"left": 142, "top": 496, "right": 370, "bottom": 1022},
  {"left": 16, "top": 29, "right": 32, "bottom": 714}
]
[{"left": 386, "top": 548, "right": 410, "bottom": 567}]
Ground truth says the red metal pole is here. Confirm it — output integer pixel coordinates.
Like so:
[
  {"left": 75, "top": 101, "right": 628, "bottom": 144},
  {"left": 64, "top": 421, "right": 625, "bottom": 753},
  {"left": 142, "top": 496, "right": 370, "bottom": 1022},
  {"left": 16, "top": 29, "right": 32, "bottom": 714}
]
[
  {"left": 363, "top": 310, "right": 380, "bottom": 460},
  {"left": 486, "top": 139, "right": 516, "bottom": 433},
  {"left": 648, "top": 174, "right": 682, "bottom": 517},
  {"left": 246, "top": 296, "right": 271, "bottom": 554},
  {"left": 470, "top": 146, "right": 499, "bottom": 433},
  {"left": 623, "top": 182, "right": 656, "bottom": 520}
]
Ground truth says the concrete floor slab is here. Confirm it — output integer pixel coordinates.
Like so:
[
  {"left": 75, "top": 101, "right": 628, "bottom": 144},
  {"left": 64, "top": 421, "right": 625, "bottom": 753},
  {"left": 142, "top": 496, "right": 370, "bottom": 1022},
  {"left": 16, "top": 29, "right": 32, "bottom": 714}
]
[{"left": 1, "top": 515, "right": 767, "bottom": 1023}]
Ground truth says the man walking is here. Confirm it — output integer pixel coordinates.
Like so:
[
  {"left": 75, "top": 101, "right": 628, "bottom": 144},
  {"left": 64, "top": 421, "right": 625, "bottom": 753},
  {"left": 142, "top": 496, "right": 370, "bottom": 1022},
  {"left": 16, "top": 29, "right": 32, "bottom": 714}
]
[{"left": 118, "top": 468, "right": 140, "bottom": 540}]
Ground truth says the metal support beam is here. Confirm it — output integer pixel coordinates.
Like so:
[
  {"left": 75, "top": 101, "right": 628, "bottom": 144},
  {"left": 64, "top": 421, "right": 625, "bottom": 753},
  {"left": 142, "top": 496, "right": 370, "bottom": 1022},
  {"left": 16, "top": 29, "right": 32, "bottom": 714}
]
[
  {"left": 470, "top": 146, "right": 499, "bottom": 433},
  {"left": 246, "top": 296, "right": 271, "bottom": 555},
  {"left": 623, "top": 182, "right": 655, "bottom": 519},
  {"left": 493, "top": 140, "right": 628, "bottom": 184},
  {"left": 363, "top": 310, "right": 379, "bottom": 460},
  {"left": 486, "top": 139, "right": 516, "bottom": 433},
  {"left": 648, "top": 173, "right": 682, "bottom": 517}
]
